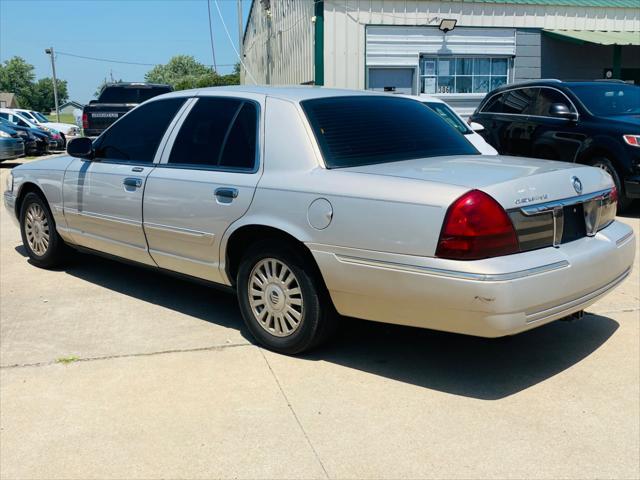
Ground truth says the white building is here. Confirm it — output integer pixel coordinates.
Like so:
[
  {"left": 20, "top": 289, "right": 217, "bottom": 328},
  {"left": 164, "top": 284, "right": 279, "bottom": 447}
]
[{"left": 242, "top": 0, "right": 640, "bottom": 112}]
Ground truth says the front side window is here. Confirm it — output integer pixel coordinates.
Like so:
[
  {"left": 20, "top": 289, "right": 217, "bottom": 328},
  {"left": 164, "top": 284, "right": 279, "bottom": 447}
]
[
  {"left": 420, "top": 56, "right": 509, "bottom": 94},
  {"left": 302, "top": 96, "right": 478, "bottom": 169},
  {"left": 531, "top": 88, "right": 574, "bottom": 116},
  {"left": 32, "top": 111, "right": 49, "bottom": 122},
  {"left": 168, "top": 97, "right": 258, "bottom": 171},
  {"left": 93, "top": 98, "right": 185, "bottom": 163},
  {"left": 424, "top": 102, "right": 470, "bottom": 134}
]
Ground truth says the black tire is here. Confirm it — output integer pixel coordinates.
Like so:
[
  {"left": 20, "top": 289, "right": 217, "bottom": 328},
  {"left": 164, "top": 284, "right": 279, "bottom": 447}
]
[
  {"left": 589, "top": 157, "right": 632, "bottom": 212},
  {"left": 19, "top": 192, "right": 67, "bottom": 268},
  {"left": 236, "top": 240, "right": 338, "bottom": 355}
]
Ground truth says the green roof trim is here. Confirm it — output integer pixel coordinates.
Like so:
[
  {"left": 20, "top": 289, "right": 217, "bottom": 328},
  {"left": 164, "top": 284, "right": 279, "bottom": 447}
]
[
  {"left": 543, "top": 29, "right": 640, "bottom": 46},
  {"left": 455, "top": 0, "right": 639, "bottom": 7}
]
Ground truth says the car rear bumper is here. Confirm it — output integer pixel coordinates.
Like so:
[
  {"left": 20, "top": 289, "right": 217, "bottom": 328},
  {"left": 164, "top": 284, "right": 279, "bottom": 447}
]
[{"left": 309, "top": 220, "right": 635, "bottom": 337}]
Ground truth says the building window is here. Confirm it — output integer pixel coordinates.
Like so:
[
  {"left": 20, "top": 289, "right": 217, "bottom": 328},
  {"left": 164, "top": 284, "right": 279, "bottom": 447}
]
[{"left": 420, "top": 56, "right": 509, "bottom": 94}]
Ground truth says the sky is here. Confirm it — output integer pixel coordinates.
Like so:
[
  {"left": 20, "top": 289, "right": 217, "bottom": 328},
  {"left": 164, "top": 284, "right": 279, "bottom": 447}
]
[{"left": 0, "top": 0, "right": 253, "bottom": 104}]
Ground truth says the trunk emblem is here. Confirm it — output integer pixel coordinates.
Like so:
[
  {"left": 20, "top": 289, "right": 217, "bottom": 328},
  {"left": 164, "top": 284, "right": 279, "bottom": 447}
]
[{"left": 571, "top": 176, "right": 583, "bottom": 194}]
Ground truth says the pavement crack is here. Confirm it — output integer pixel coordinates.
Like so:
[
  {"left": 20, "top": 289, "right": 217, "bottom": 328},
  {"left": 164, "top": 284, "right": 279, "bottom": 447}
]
[
  {"left": 0, "top": 342, "right": 252, "bottom": 369},
  {"left": 259, "top": 348, "right": 330, "bottom": 480}
]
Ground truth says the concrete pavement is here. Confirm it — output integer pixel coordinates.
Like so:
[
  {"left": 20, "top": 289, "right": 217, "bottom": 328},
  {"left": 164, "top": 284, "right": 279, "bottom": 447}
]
[{"left": 1, "top": 158, "right": 638, "bottom": 479}]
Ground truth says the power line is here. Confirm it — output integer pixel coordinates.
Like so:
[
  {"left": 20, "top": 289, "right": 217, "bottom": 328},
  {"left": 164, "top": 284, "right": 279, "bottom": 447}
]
[
  {"left": 213, "top": 0, "right": 257, "bottom": 84},
  {"left": 206, "top": 0, "right": 218, "bottom": 72},
  {"left": 55, "top": 51, "right": 235, "bottom": 68}
]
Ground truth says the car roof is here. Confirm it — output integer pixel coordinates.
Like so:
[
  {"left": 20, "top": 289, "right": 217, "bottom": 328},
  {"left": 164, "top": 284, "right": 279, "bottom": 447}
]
[{"left": 160, "top": 85, "right": 385, "bottom": 103}]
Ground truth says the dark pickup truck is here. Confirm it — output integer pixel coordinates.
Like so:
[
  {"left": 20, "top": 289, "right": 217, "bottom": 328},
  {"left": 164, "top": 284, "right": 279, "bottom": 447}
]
[{"left": 82, "top": 82, "right": 172, "bottom": 137}]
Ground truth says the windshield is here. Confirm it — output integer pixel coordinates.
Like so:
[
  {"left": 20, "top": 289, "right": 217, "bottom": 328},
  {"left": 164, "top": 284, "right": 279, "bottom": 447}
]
[
  {"left": 570, "top": 84, "right": 640, "bottom": 116},
  {"left": 424, "top": 102, "right": 471, "bottom": 134},
  {"left": 301, "top": 96, "right": 478, "bottom": 168},
  {"left": 98, "top": 85, "right": 172, "bottom": 104},
  {"left": 31, "top": 111, "right": 49, "bottom": 122}
]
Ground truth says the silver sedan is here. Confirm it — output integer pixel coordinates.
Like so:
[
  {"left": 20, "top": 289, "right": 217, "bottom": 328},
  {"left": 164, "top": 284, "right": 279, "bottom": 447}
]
[{"left": 3, "top": 87, "right": 635, "bottom": 354}]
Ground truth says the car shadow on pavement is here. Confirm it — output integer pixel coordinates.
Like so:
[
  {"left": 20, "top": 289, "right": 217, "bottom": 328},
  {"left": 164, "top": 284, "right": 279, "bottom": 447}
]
[
  {"left": 0, "top": 161, "right": 22, "bottom": 169},
  {"left": 31, "top": 248, "right": 247, "bottom": 334},
  {"left": 22, "top": 246, "right": 619, "bottom": 401},
  {"left": 304, "top": 314, "right": 619, "bottom": 400}
]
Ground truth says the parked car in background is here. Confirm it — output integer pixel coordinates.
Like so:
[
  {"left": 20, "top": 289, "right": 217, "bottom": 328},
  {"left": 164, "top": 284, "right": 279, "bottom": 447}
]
[
  {"left": 0, "top": 117, "right": 52, "bottom": 156},
  {"left": 82, "top": 82, "right": 172, "bottom": 137},
  {"left": 12, "top": 109, "right": 79, "bottom": 144},
  {"left": 0, "top": 123, "right": 25, "bottom": 161},
  {"left": 3, "top": 87, "right": 635, "bottom": 354},
  {"left": 0, "top": 109, "right": 64, "bottom": 151},
  {"left": 469, "top": 80, "right": 640, "bottom": 209},
  {"left": 397, "top": 95, "right": 498, "bottom": 155}
]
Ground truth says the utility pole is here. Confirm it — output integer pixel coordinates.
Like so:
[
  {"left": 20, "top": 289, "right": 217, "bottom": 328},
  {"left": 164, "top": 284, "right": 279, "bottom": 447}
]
[
  {"left": 237, "top": 0, "right": 243, "bottom": 80},
  {"left": 44, "top": 47, "right": 60, "bottom": 122}
]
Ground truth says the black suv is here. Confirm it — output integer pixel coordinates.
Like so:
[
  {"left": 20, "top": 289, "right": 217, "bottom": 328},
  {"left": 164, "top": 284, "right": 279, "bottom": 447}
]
[{"left": 469, "top": 80, "right": 640, "bottom": 209}]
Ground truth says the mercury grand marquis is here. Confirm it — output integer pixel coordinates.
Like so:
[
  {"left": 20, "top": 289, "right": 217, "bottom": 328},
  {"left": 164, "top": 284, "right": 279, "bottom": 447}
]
[{"left": 3, "top": 87, "right": 636, "bottom": 354}]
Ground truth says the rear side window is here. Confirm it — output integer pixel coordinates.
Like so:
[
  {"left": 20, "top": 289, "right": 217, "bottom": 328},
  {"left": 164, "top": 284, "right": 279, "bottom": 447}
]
[
  {"left": 301, "top": 96, "right": 478, "bottom": 168},
  {"left": 501, "top": 88, "right": 537, "bottom": 114},
  {"left": 168, "top": 97, "right": 258, "bottom": 171},
  {"left": 93, "top": 98, "right": 185, "bottom": 163}
]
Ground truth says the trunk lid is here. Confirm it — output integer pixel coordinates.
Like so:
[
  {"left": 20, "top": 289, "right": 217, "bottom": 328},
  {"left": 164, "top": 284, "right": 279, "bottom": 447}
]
[{"left": 341, "top": 155, "right": 613, "bottom": 209}]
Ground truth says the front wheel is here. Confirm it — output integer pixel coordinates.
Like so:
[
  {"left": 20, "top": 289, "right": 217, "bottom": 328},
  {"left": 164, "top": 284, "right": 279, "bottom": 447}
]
[
  {"left": 589, "top": 157, "right": 632, "bottom": 212},
  {"left": 20, "top": 192, "right": 67, "bottom": 268},
  {"left": 236, "top": 241, "right": 337, "bottom": 354}
]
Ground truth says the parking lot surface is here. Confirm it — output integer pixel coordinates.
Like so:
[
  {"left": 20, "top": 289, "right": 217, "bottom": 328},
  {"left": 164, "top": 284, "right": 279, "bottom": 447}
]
[{"left": 1, "top": 158, "right": 639, "bottom": 479}]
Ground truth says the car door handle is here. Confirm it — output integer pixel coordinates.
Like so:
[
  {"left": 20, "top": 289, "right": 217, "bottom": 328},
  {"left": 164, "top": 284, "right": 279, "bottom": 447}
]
[
  {"left": 123, "top": 177, "right": 143, "bottom": 188},
  {"left": 214, "top": 187, "right": 238, "bottom": 199}
]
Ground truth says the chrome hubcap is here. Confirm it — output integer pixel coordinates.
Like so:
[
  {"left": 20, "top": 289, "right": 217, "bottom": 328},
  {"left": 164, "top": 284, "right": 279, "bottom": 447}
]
[
  {"left": 24, "top": 203, "right": 49, "bottom": 256},
  {"left": 248, "top": 258, "right": 304, "bottom": 337}
]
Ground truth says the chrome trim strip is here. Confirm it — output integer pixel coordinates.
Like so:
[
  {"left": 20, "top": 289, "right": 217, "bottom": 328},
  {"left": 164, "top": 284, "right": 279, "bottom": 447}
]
[
  {"left": 64, "top": 208, "right": 140, "bottom": 227},
  {"left": 334, "top": 254, "right": 570, "bottom": 282},
  {"left": 144, "top": 222, "right": 213, "bottom": 238},
  {"left": 519, "top": 189, "right": 612, "bottom": 216},
  {"left": 616, "top": 231, "right": 634, "bottom": 247},
  {"left": 526, "top": 268, "right": 631, "bottom": 322}
]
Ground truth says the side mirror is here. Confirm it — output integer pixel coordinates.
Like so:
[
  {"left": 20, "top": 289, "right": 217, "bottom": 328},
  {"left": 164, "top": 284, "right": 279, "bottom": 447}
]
[
  {"left": 549, "top": 103, "right": 578, "bottom": 121},
  {"left": 468, "top": 121, "right": 485, "bottom": 132},
  {"left": 67, "top": 137, "right": 94, "bottom": 159}
]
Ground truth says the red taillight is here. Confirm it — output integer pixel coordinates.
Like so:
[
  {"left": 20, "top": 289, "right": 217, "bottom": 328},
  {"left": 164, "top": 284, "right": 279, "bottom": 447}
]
[
  {"left": 82, "top": 113, "right": 88, "bottom": 129},
  {"left": 610, "top": 185, "right": 618, "bottom": 204},
  {"left": 436, "top": 190, "right": 519, "bottom": 260}
]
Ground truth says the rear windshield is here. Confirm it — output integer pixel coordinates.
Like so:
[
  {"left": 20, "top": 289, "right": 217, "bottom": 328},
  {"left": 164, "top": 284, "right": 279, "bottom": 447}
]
[
  {"left": 570, "top": 84, "right": 640, "bottom": 116},
  {"left": 98, "top": 85, "right": 172, "bottom": 104},
  {"left": 424, "top": 102, "right": 471, "bottom": 135},
  {"left": 301, "top": 96, "right": 478, "bottom": 168}
]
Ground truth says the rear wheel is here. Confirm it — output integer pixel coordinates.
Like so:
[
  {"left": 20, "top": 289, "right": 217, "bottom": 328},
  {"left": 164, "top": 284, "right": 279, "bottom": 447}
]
[
  {"left": 236, "top": 241, "right": 337, "bottom": 354},
  {"left": 19, "top": 192, "right": 67, "bottom": 268},
  {"left": 589, "top": 157, "right": 632, "bottom": 212}
]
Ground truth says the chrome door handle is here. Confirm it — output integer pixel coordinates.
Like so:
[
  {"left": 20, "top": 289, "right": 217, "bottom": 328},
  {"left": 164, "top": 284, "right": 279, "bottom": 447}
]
[
  {"left": 123, "top": 177, "right": 143, "bottom": 188},
  {"left": 214, "top": 187, "right": 238, "bottom": 199},
  {"left": 131, "top": 167, "right": 144, "bottom": 172}
]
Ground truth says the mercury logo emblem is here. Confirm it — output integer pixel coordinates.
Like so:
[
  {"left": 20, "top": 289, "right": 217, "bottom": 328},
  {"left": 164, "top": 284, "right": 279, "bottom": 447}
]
[
  {"left": 269, "top": 290, "right": 280, "bottom": 306},
  {"left": 571, "top": 176, "right": 583, "bottom": 195}
]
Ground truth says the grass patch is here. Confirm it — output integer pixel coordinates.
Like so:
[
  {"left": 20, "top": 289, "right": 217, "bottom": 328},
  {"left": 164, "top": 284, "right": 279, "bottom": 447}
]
[
  {"left": 46, "top": 113, "right": 76, "bottom": 124},
  {"left": 56, "top": 355, "right": 80, "bottom": 364}
]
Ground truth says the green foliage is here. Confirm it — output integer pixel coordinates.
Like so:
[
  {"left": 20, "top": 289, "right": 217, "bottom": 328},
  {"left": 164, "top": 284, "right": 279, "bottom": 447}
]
[
  {"left": 0, "top": 56, "right": 36, "bottom": 107},
  {"left": 145, "top": 55, "right": 240, "bottom": 90},
  {"left": 29, "top": 78, "right": 69, "bottom": 112},
  {"left": 0, "top": 56, "right": 68, "bottom": 111}
]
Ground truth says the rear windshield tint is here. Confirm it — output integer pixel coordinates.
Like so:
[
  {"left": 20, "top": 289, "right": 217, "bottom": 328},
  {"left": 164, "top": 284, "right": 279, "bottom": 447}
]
[
  {"left": 301, "top": 96, "right": 478, "bottom": 168},
  {"left": 98, "top": 85, "right": 172, "bottom": 104}
]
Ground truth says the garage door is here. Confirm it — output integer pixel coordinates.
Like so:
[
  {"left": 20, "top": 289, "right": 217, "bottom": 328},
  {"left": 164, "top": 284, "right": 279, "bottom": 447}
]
[{"left": 368, "top": 68, "right": 415, "bottom": 94}]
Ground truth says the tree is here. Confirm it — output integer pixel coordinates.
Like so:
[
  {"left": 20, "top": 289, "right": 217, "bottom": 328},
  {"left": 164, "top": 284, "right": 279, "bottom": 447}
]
[
  {"left": 29, "top": 78, "right": 69, "bottom": 112},
  {"left": 145, "top": 55, "right": 211, "bottom": 86},
  {"left": 145, "top": 56, "right": 240, "bottom": 91},
  {"left": 0, "top": 56, "right": 36, "bottom": 107}
]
